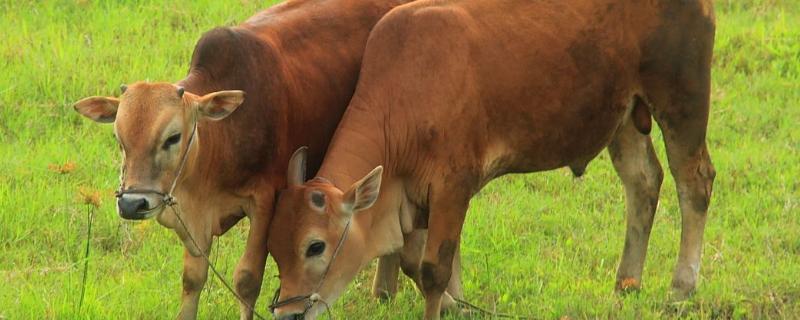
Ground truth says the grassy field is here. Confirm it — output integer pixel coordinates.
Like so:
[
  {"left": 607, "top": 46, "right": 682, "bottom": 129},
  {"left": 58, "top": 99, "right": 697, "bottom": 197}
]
[{"left": 1, "top": 0, "right": 798, "bottom": 318}]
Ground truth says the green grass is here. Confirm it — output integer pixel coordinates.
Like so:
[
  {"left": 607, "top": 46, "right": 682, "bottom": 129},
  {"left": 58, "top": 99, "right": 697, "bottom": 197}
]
[{"left": 1, "top": 0, "right": 798, "bottom": 318}]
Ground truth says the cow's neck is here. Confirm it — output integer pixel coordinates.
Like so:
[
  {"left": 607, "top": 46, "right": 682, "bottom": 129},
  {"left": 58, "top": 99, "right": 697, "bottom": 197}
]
[
  {"left": 317, "top": 107, "right": 407, "bottom": 260},
  {"left": 175, "top": 41, "right": 283, "bottom": 195},
  {"left": 158, "top": 41, "right": 283, "bottom": 237},
  {"left": 317, "top": 106, "right": 387, "bottom": 189}
]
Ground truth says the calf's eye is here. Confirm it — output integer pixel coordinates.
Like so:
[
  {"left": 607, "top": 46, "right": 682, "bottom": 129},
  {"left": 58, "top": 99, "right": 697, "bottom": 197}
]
[
  {"left": 306, "top": 241, "right": 326, "bottom": 257},
  {"left": 163, "top": 133, "right": 181, "bottom": 150}
]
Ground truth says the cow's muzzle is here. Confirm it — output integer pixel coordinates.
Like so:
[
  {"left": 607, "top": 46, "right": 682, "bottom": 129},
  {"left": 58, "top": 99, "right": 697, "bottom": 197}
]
[{"left": 115, "top": 189, "right": 168, "bottom": 220}]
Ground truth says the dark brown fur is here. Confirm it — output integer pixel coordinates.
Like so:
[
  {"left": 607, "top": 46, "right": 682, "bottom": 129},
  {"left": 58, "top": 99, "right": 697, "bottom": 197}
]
[{"left": 420, "top": 240, "right": 456, "bottom": 294}]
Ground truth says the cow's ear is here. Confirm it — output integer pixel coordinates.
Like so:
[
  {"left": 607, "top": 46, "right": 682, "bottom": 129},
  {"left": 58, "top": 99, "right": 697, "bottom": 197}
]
[
  {"left": 287, "top": 147, "right": 308, "bottom": 187},
  {"left": 195, "top": 90, "right": 245, "bottom": 121},
  {"left": 342, "top": 166, "right": 383, "bottom": 215},
  {"left": 73, "top": 96, "right": 119, "bottom": 123}
]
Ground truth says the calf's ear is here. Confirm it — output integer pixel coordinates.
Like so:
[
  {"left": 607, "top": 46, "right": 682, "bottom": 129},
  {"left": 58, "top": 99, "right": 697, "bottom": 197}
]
[
  {"left": 195, "top": 90, "right": 245, "bottom": 121},
  {"left": 342, "top": 166, "right": 383, "bottom": 214},
  {"left": 287, "top": 147, "right": 308, "bottom": 187},
  {"left": 73, "top": 96, "right": 120, "bottom": 123}
]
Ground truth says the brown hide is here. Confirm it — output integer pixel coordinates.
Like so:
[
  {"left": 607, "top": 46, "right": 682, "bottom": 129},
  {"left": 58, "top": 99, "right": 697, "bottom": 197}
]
[
  {"left": 179, "top": 0, "right": 415, "bottom": 317},
  {"left": 75, "top": 0, "right": 413, "bottom": 319},
  {"left": 182, "top": 0, "right": 411, "bottom": 194},
  {"left": 267, "top": 0, "right": 716, "bottom": 318}
]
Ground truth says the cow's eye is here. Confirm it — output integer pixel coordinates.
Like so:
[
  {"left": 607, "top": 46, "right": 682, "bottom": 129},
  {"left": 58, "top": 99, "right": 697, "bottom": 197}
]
[
  {"left": 306, "top": 241, "right": 326, "bottom": 258},
  {"left": 163, "top": 133, "right": 181, "bottom": 150}
]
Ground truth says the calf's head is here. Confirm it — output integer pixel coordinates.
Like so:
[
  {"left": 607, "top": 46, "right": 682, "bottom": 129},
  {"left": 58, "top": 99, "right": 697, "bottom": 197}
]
[
  {"left": 268, "top": 148, "right": 383, "bottom": 319},
  {"left": 73, "top": 82, "right": 244, "bottom": 220}
]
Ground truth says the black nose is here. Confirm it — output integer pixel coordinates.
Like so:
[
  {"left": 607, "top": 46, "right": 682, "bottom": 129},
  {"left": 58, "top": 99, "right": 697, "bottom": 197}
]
[
  {"left": 275, "top": 313, "right": 303, "bottom": 320},
  {"left": 117, "top": 196, "right": 149, "bottom": 219}
]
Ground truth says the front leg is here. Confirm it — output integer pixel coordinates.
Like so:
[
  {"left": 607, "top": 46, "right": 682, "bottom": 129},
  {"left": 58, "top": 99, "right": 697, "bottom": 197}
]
[
  {"left": 372, "top": 254, "right": 401, "bottom": 300},
  {"left": 420, "top": 194, "right": 469, "bottom": 320},
  {"left": 233, "top": 192, "right": 274, "bottom": 320},
  {"left": 441, "top": 241, "right": 464, "bottom": 312},
  {"left": 178, "top": 246, "right": 210, "bottom": 320},
  {"left": 173, "top": 215, "right": 213, "bottom": 320},
  {"left": 373, "top": 234, "right": 463, "bottom": 303},
  {"left": 398, "top": 230, "right": 464, "bottom": 314}
]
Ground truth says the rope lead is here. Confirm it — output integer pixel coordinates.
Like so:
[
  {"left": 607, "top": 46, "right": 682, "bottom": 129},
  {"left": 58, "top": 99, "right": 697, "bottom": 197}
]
[{"left": 116, "top": 117, "right": 267, "bottom": 320}]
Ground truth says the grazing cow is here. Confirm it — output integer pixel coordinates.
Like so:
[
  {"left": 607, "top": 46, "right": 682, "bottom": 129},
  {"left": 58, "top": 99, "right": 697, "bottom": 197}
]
[
  {"left": 71, "top": 0, "right": 414, "bottom": 318},
  {"left": 266, "top": 0, "right": 717, "bottom": 319}
]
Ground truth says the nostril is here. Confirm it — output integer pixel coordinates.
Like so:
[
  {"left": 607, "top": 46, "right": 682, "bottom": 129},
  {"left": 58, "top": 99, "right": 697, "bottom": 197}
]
[{"left": 134, "top": 198, "right": 149, "bottom": 211}]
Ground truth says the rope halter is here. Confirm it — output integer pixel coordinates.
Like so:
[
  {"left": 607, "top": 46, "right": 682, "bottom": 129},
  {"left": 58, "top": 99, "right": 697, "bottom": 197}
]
[
  {"left": 268, "top": 217, "right": 353, "bottom": 319},
  {"left": 114, "top": 118, "right": 197, "bottom": 211}
]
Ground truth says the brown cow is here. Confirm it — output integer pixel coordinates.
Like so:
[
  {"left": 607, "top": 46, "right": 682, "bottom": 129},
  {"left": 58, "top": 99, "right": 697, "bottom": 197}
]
[
  {"left": 71, "top": 0, "right": 415, "bottom": 319},
  {"left": 266, "top": 0, "right": 717, "bottom": 319}
]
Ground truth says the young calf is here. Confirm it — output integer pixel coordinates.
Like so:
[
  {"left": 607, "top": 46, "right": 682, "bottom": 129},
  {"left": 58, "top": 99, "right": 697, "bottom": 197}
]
[
  {"left": 266, "top": 0, "right": 717, "bottom": 319},
  {"left": 72, "top": 0, "right": 414, "bottom": 319}
]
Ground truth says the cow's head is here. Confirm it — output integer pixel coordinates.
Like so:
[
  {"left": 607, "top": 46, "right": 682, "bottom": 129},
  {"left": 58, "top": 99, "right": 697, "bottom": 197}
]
[
  {"left": 268, "top": 147, "right": 383, "bottom": 319},
  {"left": 73, "top": 82, "right": 244, "bottom": 220}
]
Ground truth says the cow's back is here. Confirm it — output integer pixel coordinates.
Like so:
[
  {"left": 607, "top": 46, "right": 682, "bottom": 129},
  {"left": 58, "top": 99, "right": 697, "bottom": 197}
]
[
  {"left": 351, "top": 0, "right": 709, "bottom": 183},
  {"left": 243, "top": 0, "right": 414, "bottom": 175},
  {"left": 182, "top": 0, "right": 413, "bottom": 189},
  {"left": 462, "top": 0, "right": 656, "bottom": 174}
]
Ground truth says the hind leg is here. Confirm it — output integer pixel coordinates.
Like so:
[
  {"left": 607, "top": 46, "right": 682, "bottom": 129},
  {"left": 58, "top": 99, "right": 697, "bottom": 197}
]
[
  {"left": 646, "top": 74, "right": 716, "bottom": 299},
  {"left": 639, "top": 0, "right": 716, "bottom": 299},
  {"left": 608, "top": 116, "right": 664, "bottom": 292},
  {"left": 660, "top": 120, "right": 715, "bottom": 299}
]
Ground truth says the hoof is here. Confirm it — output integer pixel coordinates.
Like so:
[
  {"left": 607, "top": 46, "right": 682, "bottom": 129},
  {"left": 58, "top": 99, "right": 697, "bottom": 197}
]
[
  {"left": 441, "top": 292, "right": 481, "bottom": 317},
  {"left": 615, "top": 277, "right": 641, "bottom": 295},
  {"left": 670, "top": 275, "right": 697, "bottom": 302},
  {"left": 372, "top": 289, "right": 393, "bottom": 302},
  {"left": 669, "top": 286, "right": 696, "bottom": 302}
]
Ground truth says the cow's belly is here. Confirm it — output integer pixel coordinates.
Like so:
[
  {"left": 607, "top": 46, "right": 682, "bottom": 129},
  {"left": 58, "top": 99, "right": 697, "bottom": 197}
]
[
  {"left": 470, "top": 37, "right": 640, "bottom": 176},
  {"left": 492, "top": 92, "right": 632, "bottom": 175}
]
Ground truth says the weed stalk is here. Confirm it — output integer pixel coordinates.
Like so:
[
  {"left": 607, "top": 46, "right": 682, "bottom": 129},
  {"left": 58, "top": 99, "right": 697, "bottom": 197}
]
[{"left": 78, "top": 204, "right": 95, "bottom": 312}]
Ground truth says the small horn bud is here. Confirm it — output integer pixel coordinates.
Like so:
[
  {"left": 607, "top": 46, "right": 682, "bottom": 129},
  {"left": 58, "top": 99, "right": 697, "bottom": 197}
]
[
  {"left": 120, "top": 84, "right": 128, "bottom": 94},
  {"left": 177, "top": 86, "right": 185, "bottom": 98}
]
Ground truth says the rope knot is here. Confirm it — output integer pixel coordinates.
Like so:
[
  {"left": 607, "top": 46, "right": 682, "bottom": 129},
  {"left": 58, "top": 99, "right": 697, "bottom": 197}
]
[
  {"left": 164, "top": 195, "right": 177, "bottom": 206},
  {"left": 309, "top": 293, "right": 321, "bottom": 303}
]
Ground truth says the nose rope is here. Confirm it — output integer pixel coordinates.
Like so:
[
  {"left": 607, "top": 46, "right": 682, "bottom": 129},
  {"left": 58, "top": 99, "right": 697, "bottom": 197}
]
[
  {"left": 268, "top": 218, "right": 353, "bottom": 319},
  {"left": 115, "top": 118, "right": 197, "bottom": 205},
  {"left": 114, "top": 119, "right": 267, "bottom": 320},
  {"left": 266, "top": 217, "right": 535, "bottom": 320}
]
